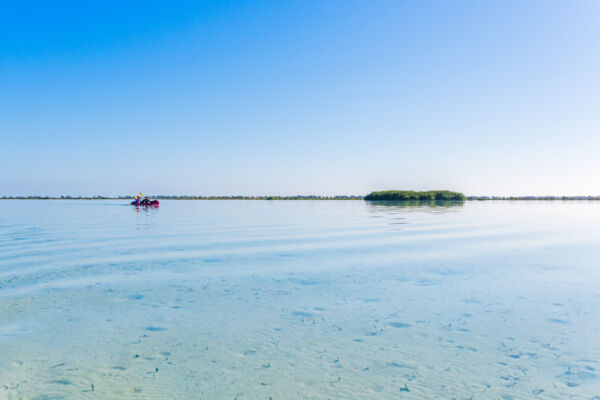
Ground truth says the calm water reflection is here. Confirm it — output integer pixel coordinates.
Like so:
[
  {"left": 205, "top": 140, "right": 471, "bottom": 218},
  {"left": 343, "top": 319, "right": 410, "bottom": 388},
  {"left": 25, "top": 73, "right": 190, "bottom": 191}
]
[{"left": 0, "top": 200, "right": 599, "bottom": 399}]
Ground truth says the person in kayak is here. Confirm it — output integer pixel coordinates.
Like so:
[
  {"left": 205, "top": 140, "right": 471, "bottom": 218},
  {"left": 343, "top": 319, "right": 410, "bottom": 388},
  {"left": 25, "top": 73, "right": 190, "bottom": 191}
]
[
  {"left": 131, "top": 193, "right": 146, "bottom": 205},
  {"left": 131, "top": 193, "right": 159, "bottom": 206},
  {"left": 140, "top": 193, "right": 152, "bottom": 205}
]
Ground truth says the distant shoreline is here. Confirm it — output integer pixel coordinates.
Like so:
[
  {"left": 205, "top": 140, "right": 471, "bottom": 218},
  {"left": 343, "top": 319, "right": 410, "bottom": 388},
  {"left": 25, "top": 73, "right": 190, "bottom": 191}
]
[{"left": 2, "top": 196, "right": 600, "bottom": 201}]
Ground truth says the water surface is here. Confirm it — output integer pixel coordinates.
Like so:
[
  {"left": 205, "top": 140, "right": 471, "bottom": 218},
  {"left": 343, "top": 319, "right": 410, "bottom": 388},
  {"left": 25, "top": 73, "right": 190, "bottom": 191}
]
[{"left": 1, "top": 200, "right": 599, "bottom": 399}]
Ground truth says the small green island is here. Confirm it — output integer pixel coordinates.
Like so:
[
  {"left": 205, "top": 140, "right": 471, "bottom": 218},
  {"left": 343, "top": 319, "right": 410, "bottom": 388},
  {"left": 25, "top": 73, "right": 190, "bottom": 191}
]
[{"left": 364, "top": 190, "right": 466, "bottom": 201}]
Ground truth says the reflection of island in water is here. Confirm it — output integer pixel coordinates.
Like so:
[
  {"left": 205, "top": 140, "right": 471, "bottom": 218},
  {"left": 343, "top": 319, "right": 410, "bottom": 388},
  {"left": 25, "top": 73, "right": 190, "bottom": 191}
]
[
  {"left": 365, "top": 191, "right": 465, "bottom": 222},
  {"left": 366, "top": 200, "right": 465, "bottom": 217}
]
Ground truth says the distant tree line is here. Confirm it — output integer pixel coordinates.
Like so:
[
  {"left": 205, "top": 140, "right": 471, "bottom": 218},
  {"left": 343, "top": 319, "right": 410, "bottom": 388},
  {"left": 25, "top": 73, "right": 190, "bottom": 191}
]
[
  {"left": 0, "top": 195, "right": 363, "bottom": 200},
  {"left": 0, "top": 195, "right": 115, "bottom": 199},
  {"left": 150, "top": 195, "right": 364, "bottom": 200},
  {"left": 364, "top": 190, "right": 466, "bottom": 201},
  {"left": 466, "top": 196, "right": 600, "bottom": 200}
]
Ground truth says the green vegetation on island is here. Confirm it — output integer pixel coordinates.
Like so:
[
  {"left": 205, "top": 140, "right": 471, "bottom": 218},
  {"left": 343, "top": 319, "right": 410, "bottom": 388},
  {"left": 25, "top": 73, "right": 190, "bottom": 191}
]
[{"left": 364, "top": 190, "right": 466, "bottom": 201}]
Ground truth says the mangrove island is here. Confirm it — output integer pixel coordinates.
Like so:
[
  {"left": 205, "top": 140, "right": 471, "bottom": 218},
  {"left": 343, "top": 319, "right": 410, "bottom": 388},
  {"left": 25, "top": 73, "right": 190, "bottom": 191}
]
[{"left": 364, "top": 190, "right": 466, "bottom": 201}]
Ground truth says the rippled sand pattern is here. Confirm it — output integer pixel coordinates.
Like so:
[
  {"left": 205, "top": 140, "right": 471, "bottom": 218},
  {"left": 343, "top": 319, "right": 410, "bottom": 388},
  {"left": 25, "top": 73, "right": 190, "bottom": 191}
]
[{"left": 1, "top": 200, "right": 599, "bottom": 399}]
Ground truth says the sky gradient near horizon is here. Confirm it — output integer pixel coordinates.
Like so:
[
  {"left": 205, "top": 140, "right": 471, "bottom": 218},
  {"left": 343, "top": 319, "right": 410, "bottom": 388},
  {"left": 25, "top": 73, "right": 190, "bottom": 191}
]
[{"left": 1, "top": 1, "right": 599, "bottom": 196}]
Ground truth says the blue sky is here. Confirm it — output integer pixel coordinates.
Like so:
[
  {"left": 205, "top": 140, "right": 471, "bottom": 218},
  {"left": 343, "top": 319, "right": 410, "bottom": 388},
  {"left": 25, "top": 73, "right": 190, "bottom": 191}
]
[{"left": 1, "top": 1, "right": 599, "bottom": 196}]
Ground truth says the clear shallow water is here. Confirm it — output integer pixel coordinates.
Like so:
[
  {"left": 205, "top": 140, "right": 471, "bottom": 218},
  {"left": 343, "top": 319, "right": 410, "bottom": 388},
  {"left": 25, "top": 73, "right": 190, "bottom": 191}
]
[{"left": 0, "top": 200, "right": 599, "bottom": 399}]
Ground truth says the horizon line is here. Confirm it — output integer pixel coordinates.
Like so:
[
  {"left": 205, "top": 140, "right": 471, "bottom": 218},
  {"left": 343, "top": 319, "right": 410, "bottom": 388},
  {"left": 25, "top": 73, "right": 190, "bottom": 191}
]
[{"left": 2, "top": 195, "right": 600, "bottom": 201}]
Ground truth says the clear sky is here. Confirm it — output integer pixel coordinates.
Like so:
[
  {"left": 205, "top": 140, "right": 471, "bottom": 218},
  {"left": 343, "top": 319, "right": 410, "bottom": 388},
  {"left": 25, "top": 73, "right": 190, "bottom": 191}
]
[{"left": 1, "top": 1, "right": 599, "bottom": 196}]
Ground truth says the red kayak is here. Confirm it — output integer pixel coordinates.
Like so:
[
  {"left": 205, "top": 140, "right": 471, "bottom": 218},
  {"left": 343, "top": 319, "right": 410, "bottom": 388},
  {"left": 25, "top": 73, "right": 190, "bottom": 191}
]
[{"left": 131, "top": 199, "right": 159, "bottom": 207}]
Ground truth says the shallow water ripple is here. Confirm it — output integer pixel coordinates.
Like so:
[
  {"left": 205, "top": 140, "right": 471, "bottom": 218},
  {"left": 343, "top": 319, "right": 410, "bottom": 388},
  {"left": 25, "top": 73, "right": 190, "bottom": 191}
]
[{"left": 1, "top": 200, "right": 599, "bottom": 398}]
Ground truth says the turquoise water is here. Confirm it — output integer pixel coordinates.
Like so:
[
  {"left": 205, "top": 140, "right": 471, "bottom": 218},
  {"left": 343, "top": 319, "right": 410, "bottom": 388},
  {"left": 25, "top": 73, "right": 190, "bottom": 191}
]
[{"left": 1, "top": 200, "right": 599, "bottom": 399}]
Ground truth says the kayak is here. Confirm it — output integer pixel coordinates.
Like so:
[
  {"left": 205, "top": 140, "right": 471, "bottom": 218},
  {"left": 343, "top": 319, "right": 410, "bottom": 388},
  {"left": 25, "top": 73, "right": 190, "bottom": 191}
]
[{"left": 131, "top": 200, "right": 159, "bottom": 207}]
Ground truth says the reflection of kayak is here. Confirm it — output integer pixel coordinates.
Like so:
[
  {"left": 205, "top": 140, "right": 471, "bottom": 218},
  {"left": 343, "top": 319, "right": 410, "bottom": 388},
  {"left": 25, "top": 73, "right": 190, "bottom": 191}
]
[{"left": 131, "top": 200, "right": 159, "bottom": 207}]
